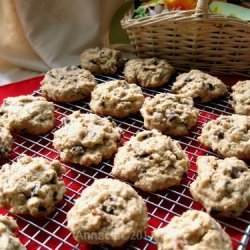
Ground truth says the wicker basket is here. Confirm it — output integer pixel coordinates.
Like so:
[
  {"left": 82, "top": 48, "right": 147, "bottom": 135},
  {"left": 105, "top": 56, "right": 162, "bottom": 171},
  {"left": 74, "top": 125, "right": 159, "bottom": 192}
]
[{"left": 121, "top": 0, "right": 250, "bottom": 76}]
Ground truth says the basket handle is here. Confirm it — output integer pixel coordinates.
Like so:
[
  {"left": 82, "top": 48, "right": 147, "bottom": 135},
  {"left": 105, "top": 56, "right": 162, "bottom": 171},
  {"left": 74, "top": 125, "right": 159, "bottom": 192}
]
[{"left": 195, "top": 0, "right": 210, "bottom": 17}]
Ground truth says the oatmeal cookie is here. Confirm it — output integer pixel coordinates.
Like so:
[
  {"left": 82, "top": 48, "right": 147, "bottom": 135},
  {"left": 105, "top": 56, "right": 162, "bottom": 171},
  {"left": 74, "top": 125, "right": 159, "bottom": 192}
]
[
  {"left": 67, "top": 178, "right": 148, "bottom": 247},
  {"left": 112, "top": 130, "right": 189, "bottom": 192},
  {"left": 140, "top": 93, "right": 199, "bottom": 136},
  {"left": 0, "top": 95, "right": 55, "bottom": 135},
  {"left": 190, "top": 156, "right": 250, "bottom": 217},
  {"left": 53, "top": 111, "right": 122, "bottom": 166},
  {"left": 153, "top": 210, "right": 232, "bottom": 250},
  {"left": 124, "top": 58, "right": 175, "bottom": 88},
  {"left": 0, "top": 215, "right": 26, "bottom": 250},
  {"left": 198, "top": 115, "right": 250, "bottom": 159},
  {"left": 90, "top": 80, "right": 144, "bottom": 118},
  {"left": 0, "top": 155, "right": 66, "bottom": 217},
  {"left": 41, "top": 65, "right": 96, "bottom": 103},
  {"left": 80, "top": 47, "right": 123, "bottom": 75},
  {"left": 230, "top": 80, "right": 250, "bottom": 115},
  {"left": 0, "top": 126, "right": 12, "bottom": 159},
  {"left": 172, "top": 69, "right": 228, "bottom": 103}
]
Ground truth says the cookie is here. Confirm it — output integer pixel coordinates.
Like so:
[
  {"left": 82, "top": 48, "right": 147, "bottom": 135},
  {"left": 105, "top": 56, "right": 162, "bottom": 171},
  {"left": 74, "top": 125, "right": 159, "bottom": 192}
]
[
  {"left": 0, "top": 95, "right": 55, "bottom": 135},
  {"left": 41, "top": 65, "right": 97, "bottom": 103},
  {"left": 67, "top": 178, "right": 148, "bottom": 247},
  {"left": 80, "top": 47, "right": 123, "bottom": 75},
  {"left": 0, "top": 155, "right": 66, "bottom": 217},
  {"left": 153, "top": 210, "right": 232, "bottom": 250},
  {"left": 198, "top": 115, "right": 250, "bottom": 159},
  {"left": 112, "top": 130, "right": 189, "bottom": 192},
  {"left": 53, "top": 111, "right": 122, "bottom": 166},
  {"left": 172, "top": 69, "right": 228, "bottom": 103},
  {"left": 0, "top": 215, "right": 25, "bottom": 250},
  {"left": 0, "top": 126, "right": 12, "bottom": 159},
  {"left": 140, "top": 93, "right": 199, "bottom": 136},
  {"left": 190, "top": 156, "right": 250, "bottom": 217},
  {"left": 230, "top": 80, "right": 250, "bottom": 115},
  {"left": 124, "top": 58, "right": 175, "bottom": 88},
  {"left": 89, "top": 80, "right": 144, "bottom": 118}
]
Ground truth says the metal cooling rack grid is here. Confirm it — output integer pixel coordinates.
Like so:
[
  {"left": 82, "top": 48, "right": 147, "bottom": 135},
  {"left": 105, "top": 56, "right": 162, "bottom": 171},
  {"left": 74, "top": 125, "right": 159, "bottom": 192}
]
[{"left": 0, "top": 73, "right": 249, "bottom": 250}]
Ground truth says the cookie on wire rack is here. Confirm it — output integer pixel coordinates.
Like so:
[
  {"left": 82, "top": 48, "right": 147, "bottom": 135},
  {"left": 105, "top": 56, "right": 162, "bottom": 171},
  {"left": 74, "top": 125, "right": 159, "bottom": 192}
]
[
  {"left": 0, "top": 95, "right": 55, "bottom": 135},
  {"left": 198, "top": 114, "right": 250, "bottom": 159},
  {"left": 0, "top": 215, "right": 26, "bottom": 249},
  {"left": 0, "top": 126, "right": 12, "bottom": 159},
  {"left": 90, "top": 80, "right": 144, "bottom": 118},
  {"left": 171, "top": 69, "right": 228, "bottom": 103},
  {"left": 230, "top": 80, "right": 250, "bottom": 115},
  {"left": 53, "top": 111, "right": 122, "bottom": 166},
  {"left": 67, "top": 178, "right": 148, "bottom": 247},
  {"left": 112, "top": 130, "right": 189, "bottom": 192},
  {"left": 80, "top": 47, "right": 124, "bottom": 75},
  {"left": 124, "top": 58, "right": 175, "bottom": 88},
  {"left": 0, "top": 155, "right": 66, "bottom": 217},
  {"left": 190, "top": 156, "right": 250, "bottom": 217},
  {"left": 153, "top": 210, "right": 232, "bottom": 250},
  {"left": 140, "top": 93, "right": 199, "bottom": 136},
  {"left": 41, "top": 65, "right": 97, "bottom": 103}
]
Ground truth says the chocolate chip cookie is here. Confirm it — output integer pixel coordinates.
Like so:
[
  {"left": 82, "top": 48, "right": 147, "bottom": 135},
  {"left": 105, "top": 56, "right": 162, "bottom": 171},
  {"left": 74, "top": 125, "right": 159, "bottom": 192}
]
[
  {"left": 80, "top": 47, "right": 123, "bottom": 75},
  {"left": 0, "top": 215, "right": 25, "bottom": 249},
  {"left": 67, "top": 178, "right": 148, "bottom": 247},
  {"left": 124, "top": 58, "right": 175, "bottom": 88},
  {"left": 198, "top": 115, "right": 250, "bottom": 159},
  {"left": 112, "top": 130, "right": 189, "bottom": 192},
  {"left": 0, "top": 95, "right": 55, "bottom": 135},
  {"left": 0, "top": 155, "right": 66, "bottom": 217},
  {"left": 41, "top": 65, "right": 96, "bottom": 103},
  {"left": 0, "top": 126, "right": 12, "bottom": 159},
  {"left": 90, "top": 80, "right": 144, "bottom": 118},
  {"left": 230, "top": 80, "right": 250, "bottom": 115},
  {"left": 190, "top": 156, "right": 250, "bottom": 217},
  {"left": 172, "top": 69, "right": 228, "bottom": 103},
  {"left": 53, "top": 111, "right": 122, "bottom": 166},
  {"left": 140, "top": 93, "right": 199, "bottom": 136},
  {"left": 153, "top": 210, "right": 232, "bottom": 250}
]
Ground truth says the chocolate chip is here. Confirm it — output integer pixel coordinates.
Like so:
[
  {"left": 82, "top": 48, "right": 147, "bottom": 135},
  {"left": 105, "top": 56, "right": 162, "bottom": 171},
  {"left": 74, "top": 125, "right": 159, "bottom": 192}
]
[
  {"left": 64, "top": 117, "right": 71, "bottom": 124},
  {"left": 90, "top": 59, "right": 97, "bottom": 65},
  {"left": 135, "top": 152, "right": 151, "bottom": 158},
  {"left": 0, "top": 111, "right": 4, "bottom": 116},
  {"left": 100, "top": 100, "right": 106, "bottom": 107},
  {"left": 49, "top": 175, "right": 57, "bottom": 185},
  {"left": 76, "top": 64, "right": 82, "bottom": 69},
  {"left": 140, "top": 167, "right": 147, "bottom": 174},
  {"left": 0, "top": 147, "right": 8, "bottom": 157},
  {"left": 167, "top": 112, "right": 178, "bottom": 122},
  {"left": 230, "top": 167, "right": 245, "bottom": 179},
  {"left": 38, "top": 205, "right": 47, "bottom": 212},
  {"left": 193, "top": 96, "right": 201, "bottom": 102},
  {"left": 99, "top": 51, "right": 106, "bottom": 58},
  {"left": 140, "top": 133, "right": 152, "bottom": 140},
  {"left": 70, "top": 145, "right": 85, "bottom": 155},
  {"left": 207, "top": 83, "right": 215, "bottom": 91},
  {"left": 151, "top": 58, "right": 159, "bottom": 65},
  {"left": 185, "top": 77, "right": 193, "bottom": 82},
  {"left": 53, "top": 192, "right": 58, "bottom": 201},
  {"left": 100, "top": 196, "right": 118, "bottom": 215},
  {"left": 59, "top": 76, "right": 64, "bottom": 80},
  {"left": 214, "top": 130, "right": 224, "bottom": 139}
]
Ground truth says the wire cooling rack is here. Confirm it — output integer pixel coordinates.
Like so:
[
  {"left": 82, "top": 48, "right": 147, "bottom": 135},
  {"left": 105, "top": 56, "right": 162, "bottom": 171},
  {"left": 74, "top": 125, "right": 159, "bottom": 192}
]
[{"left": 1, "top": 72, "right": 249, "bottom": 250}]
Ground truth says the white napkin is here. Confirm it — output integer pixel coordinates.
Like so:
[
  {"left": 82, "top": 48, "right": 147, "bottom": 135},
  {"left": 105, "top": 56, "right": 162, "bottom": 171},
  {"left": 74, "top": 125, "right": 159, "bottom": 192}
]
[{"left": 0, "top": 0, "right": 125, "bottom": 85}]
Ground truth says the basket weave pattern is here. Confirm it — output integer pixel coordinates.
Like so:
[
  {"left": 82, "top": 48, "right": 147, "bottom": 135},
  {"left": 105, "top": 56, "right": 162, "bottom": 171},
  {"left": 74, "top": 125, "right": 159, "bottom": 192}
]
[{"left": 121, "top": 0, "right": 250, "bottom": 76}]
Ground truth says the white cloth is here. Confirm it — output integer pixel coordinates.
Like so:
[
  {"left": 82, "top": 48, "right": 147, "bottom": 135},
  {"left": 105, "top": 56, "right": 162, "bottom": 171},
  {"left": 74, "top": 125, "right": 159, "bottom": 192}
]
[{"left": 0, "top": 0, "right": 125, "bottom": 85}]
